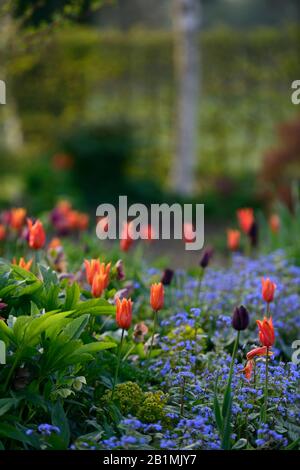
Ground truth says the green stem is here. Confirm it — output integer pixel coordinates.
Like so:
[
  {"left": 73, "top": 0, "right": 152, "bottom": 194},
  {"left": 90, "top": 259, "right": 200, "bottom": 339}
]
[
  {"left": 112, "top": 329, "right": 125, "bottom": 398},
  {"left": 263, "top": 346, "right": 269, "bottom": 422},
  {"left": 227, "top": 331, "right": 240, "bottom": 389},
  {"left": 147, "top": 310, "right": 158, "bottom": 363},
  {"left": 4, "top": 351, "right": 21, "bottom": 391},
  {"left": 266, "top": 302, "right": 270, "bottom": 318},
  {"left": 180, "top": 377, "right": 186, "bottom": 417}
]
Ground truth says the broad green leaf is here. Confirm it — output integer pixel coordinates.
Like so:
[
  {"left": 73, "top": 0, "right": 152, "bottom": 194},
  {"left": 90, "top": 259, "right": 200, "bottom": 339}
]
[
  {"left": 72, "top": 341, "right": 117, "bottom": 356},
  {"left": 221, "top": 393, "right": 232, "bottom": 450},
  {"left": 11, "top": 264, "right": 39, "bottom": 281},
  {"left": 62, "top": 315, "right": 90, "bottom": 340},
  {"left": 64, "top": 282, "right": 81, "bottom": 310},
  {"left": 0, "top": 398, "right": 19, "bottom": 417},
  {"left": 0, "top": 320, "right": 15, "bottom": 343},
  {"left": 51, "top": 401, "right": 70, "bottom": 449}
]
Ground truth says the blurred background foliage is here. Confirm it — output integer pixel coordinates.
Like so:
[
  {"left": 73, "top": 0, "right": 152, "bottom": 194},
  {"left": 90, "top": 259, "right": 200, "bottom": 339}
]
[{"left": 0, "top": 0, "right": 300, "bottom": 220}]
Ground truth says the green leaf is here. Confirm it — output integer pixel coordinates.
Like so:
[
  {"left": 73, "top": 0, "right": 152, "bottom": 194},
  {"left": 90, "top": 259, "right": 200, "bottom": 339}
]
[
  {"left": 51, "top": 401, "right": 70, "bottom": 449},
  {"left": 285, "top": 438, "right": 300, "bottom": 450},
  {"left": 0, "top": 422, "right": 34, "bottom": 445},
  {"left": 0, "top": 319, "right": 15, "bottom": 343},
  {"left": 221, "top": 393, "right": 232, "bottom": 450},
  {"left": 62, "top": 315, "right": 90, "bottom": 340},
  {"left": 74, "top": 298, "right": 115, "bottom": 316},
  {"left": 64, "top": 282, "right": 81, "bottom": 310},
  {"left": 0, "top": 398, "right": 19, "bottom": 417},
  {"left": 30, "top": 301, "right": 40, "bottom": 316},
  {"left": 73, "top": 341, "right": 117, "bottom": 355}
]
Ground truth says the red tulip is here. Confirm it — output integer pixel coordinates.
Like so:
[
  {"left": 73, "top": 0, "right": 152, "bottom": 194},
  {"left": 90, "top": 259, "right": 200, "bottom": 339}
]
[
  {"left": 237, "top": 208, "right": 254, "bottom": 234},
  {"left": 116, "top": 297, "right": 133, "bottom": 330},
  {"left": 27, "top": 219, "right": 46, "bottom": 250},
  {"left": 227, "top": 229, "right": 240, "bottom": 251},
  {"left": 256, "top": 316, "right": 275, "bottom": 347},
  {"left": 150, "top": 282, "right": 164, "bottom": 311},
  {"left": 261, "top": 277, "right": 276, "bottom": 303}
]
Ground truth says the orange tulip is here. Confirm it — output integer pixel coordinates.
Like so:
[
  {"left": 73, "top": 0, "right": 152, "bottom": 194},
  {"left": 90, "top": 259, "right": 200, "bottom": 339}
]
[
  {"left": 0, "top": 224, "right": 6, "bottom": 241},
  {"left": 256, "top": 316, "right": 275, "bottom": 347},
  {"left": 91, "top": 272, "right": 108, "bottom": 298},
  {"left": 237, "top": 208, "right": 254, "bottom": 234},
  {"left": 116, "top": 297, "right": 133, "bottom": 330},
  {"left": 246, "top": 346, "right": 273, "bottom": 361},
  {"left": 227, "top": 229, "right": 240, "bottom": 251},
  {"left": 48, "top": 237, "right": 62, "bottom": 250},
  {"left": 240, "top": 360, "right": 254, "bottom": 380},
  {"left": 27, "top": 219, "right": 46, "bottom": 250},
  {"left": 150, "top": 282, "right": 164, "bottom": 311},
  {"left": 13, "top": 257, "right": 33, "bottom": 272},
  {"left": 269, "top": 214, "right": 280, "bottom": 234},
  {"left": 84, "top": 259, "right": 100, "bottom": 285},
  {"left": 261, "top": 277, "right": 276, "bottom": 303},
  {"left": 76, "top": 213, "right": 89, "bottom": 231},
  {"left": 10, "top": 208, "right": 26, "bottom": 230},
  {"left": 84, "top": 259, "right": 111, "bottom": 287}
]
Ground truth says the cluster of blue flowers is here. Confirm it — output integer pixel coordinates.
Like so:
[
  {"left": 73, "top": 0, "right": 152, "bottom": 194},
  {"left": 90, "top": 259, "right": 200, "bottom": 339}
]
[{"left": 84, "top": 251, "right": 300, "bottom": 450}]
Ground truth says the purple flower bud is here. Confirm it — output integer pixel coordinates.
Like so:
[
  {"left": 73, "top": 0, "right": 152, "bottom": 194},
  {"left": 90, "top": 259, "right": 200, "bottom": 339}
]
[
  {"left": 116, "top": 259, "right": 125, "bottom": 281},
  {"left": 199, "top": 247, "right": 214, "bottom": 269},
  {"left": 232, "top": 305, "right": 249, "bottom": 331},
  {"left": 161, "top": 268, "right": 174, "bottom": 286}
]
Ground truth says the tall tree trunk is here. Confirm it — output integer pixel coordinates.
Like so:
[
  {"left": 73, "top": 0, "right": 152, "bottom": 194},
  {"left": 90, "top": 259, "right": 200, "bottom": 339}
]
[{"left": 172, "top": 0, "right": 200, "bottom": 196}]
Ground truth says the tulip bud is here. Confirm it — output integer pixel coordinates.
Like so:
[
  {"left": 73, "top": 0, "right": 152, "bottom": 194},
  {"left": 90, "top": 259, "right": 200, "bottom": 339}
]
[
  {"left": 150, "top": 282, "right": 164, "bottom": 311},
  {"left": 199, "top": 247, "right": 214, "bottom": 269},
  {"left": 116, "top": 297, "right": 133, "bottom": 330},
  {"left": 248, "top": 221, "right": 258, "bottom": 247},
  {"left": 261, "top": 277, "right": 276, "bottom": 303},
  {"left": 27, "top": 219, "right": 46, "bottom": 250},
  {"left": 161, "top": 268, "right": 174, "bottom": 286},
  {"left": 232, "top": 305, "right": 249, "bottom": 331}
]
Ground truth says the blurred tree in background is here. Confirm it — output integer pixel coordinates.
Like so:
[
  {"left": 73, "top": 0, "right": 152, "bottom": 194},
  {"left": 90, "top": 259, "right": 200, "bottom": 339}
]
[{"left": 0, "top": 0, "right": 299, "bottom": 219}]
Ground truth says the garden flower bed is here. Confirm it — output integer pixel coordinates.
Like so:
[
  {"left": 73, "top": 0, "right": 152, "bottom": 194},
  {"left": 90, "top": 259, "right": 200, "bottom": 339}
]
[{"left": 0, "top": 205, "right": 299, "bottom": 451}]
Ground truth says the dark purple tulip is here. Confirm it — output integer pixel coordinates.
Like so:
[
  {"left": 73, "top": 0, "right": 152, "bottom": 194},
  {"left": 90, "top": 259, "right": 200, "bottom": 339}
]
[
  {"left": 248, "top": 221, "right": 258, "bottom": 247},
  {"left": 161, "top": 268, "right": 174, "bottom": 286},
  {"left": 199, "top": 247, "right": 214, "bottom": 269},
  {"left": 232, "top": 305, "right": 249, "bottom": 331}
]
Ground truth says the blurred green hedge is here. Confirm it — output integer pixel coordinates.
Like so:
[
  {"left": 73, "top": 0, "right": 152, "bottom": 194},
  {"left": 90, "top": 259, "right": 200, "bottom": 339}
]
[{"left": 1, "top": 25, "right": 300, "bottom": 213}]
